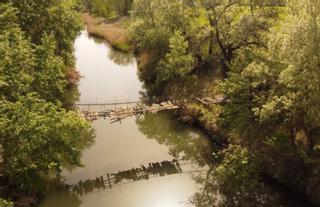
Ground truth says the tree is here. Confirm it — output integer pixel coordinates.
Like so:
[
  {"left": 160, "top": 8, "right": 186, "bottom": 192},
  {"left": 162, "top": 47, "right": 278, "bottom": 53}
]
[
  {"left": 220, "top": 0, "right": 320, "bottom": 153},
  {"left": 201, "top": 0, "right": 278, "bottom": 78},
  {"left": 130, "top": 0, "right": 196, "bottom": 95},
  {"left": 0, "top": 4, "right": 34, "bottom": 101},
  {"left": 111, "top": 0, "right": 133, "bottom": 16},
  {"left": 33, "top": 34, "right": 67, "bottom": 103},
  {"left": 156, "top": 30, "right": 195, "bottom": 85},
  {"left": 6, "top": 0, "right": 83, "bottom": 66},
  {"left": 0, "top": 94, "right": 94, "bottom": 194},
  {"left": 90, "top": 0, "right": 133, "bottom": 17},
  {"left": 255, "top": 0, "right": 320, "bottom": 152},
  {"left": 130, "top": 0, "right": 193, "bottom": 53},
  {"left": 44, "top": 4, "right": 83, "bottom": 66},
  {"left": 91, "top": 0, "right": 114, "bottom": 18}
]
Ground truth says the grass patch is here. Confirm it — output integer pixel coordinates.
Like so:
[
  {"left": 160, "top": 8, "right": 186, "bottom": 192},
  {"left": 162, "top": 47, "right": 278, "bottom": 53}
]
[
  {"left": 82, "top": 13, "right": 133, "bottom": 53},
  {"left": 111, "top": 41, "right": 132, "bottom": 53}
]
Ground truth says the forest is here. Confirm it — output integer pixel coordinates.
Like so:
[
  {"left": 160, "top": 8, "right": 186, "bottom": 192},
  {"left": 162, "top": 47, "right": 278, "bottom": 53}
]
[{"left": 1, "top": 0, "right": 320, "bottom": 206}]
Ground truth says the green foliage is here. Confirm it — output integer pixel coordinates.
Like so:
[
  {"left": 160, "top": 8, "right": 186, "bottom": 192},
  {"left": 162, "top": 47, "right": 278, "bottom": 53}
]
[
  {"left": 131, "top": 0, "right": 320, "bottom": 205},
  {"left": 0, "top": 199, "right": 13, "bottom": 207},
  {"left": 0, "top": 1, "right": 93, "bottom": 201},
  {"left": 130, "top": 0, "right": 193, "bottom": 53},
  {"left": 91, "top": 0, "right": 133, "bottom": 18},
  {"left": 257, "top": 0, "right": 320, "bottom": 125},
  {"left": 0, "top": 4, "right": 73, "bottom": 103},
  {"left": 111, "top": 41, "right": 132, "bottom": 53},
  {"left": 191, "top": 145, "right": 269, "bottom": 207},
  {"left": 0, "top": 94, "right": 94, "bottom": 194},
  {"left": 220, "top": 0, "right": 320, "bottom": 153},
  {"left": 112, "top": 0, "right": 133, "bottom": 15},
  {"left": 0, "top": 3, "right": 18, "bottom": 31},
  {"left": 33, "top": 34, "right": 67, "bottom": 102},
  {"left": 130, "top": 0, "right": 197, "bottom": 94},
  {"left": 200, "top": 0, "right": 280, "bottom": 77},
  {"left": 213, "top": 145, "right": 261, "bottom": 189},
  {"left": 6, "top": 0, "right": 83, "bottom": 66},
  {"left": 156, "top": 30, "right": 195, "bottom": 85},
  {"left": 44, "top": 4, "right": 83, "bottom": 66},
  {"left": 91, "top": 0, "right": 114, "bottom": 18},
  {"left": 0, "top": 18, "right": 34, "bottom": 101}
]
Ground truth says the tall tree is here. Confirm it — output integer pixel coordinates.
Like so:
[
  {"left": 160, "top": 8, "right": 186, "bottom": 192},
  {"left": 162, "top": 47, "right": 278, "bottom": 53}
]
[
  {"left": 6, "top": 0, "right": 82, "bottom": 66},
  {"left": 33, "top": 34, "right": 67, "bottom": 102},
  {"left": 0, "top": 4, "right": 34, "bottom": 101},
  {"left": 156, "top": 30, "right": 195, "bottom": 85},
  {"left": 201, "top": 0, "right": 278, "bottom": 77},
  {"left": 220, "top": 0, "right": 320, "bottom": 153}
]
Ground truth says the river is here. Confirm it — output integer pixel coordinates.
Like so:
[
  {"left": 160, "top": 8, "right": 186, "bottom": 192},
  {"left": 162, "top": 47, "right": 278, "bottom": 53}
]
[
  {"left": 39, "top": 30, "right": 211, "bottom": 207},
  {"left": 39, "top": 30, "right": 309, "bottom": 207}
]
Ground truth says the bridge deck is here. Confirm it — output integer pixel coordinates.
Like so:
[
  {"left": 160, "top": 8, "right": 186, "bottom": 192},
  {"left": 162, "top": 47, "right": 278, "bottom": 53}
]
[
  {"left": 75, "top": 96, "right": 226, "bottom": 123},
  {"left": 77, "top": 101, "right": 179, "bottom": 123}
]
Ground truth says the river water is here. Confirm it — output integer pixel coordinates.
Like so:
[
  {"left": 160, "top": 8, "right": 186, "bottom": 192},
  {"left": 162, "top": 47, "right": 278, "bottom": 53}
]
[
  {"left": 38, "top": 30, "right": 310, "bottom": 207},
  {"left": 39, "top": 30, "right": 211, "bottom": 207}
]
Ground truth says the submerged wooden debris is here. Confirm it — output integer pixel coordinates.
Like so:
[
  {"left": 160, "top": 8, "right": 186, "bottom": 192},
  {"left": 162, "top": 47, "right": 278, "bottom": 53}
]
[{"left": 68, "top": 159, "right": 182, "bottom": 195}]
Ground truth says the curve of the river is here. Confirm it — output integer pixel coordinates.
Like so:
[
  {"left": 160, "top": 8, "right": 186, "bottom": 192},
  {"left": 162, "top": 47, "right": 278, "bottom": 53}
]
[{"left": 39, "top": 30, "right": 210, "bottom": 207}]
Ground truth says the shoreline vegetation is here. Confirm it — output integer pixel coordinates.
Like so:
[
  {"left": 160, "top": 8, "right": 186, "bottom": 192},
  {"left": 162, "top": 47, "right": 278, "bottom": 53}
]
[{"left": 82, "top": 13, "right": 132, "bottom": 53}]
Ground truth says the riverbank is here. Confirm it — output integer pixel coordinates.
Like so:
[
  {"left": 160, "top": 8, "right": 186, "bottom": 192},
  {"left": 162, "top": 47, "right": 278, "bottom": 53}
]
[{"left": 81, "top": 13, "right": 132, "bottom": 53}]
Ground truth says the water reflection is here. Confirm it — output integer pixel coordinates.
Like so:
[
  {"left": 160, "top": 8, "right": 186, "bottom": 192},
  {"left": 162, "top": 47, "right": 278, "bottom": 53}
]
[
  {"left": 87, "top": 34, "right": 135, "bottom": 66},
  {"left": 112, "top": 159, "right": 182, "bottom": 184},
  {"left": 136, "top": 112, "right": 309, "bottom": 207},
  {"left": 70, "top": 159, "right": 183, "bottom": 196},
  {"left": 108, "top": 48, "right": 135, "bottom": 66},
  {"left": 136, "top": 112, "right": 213, "bottom": 166},
  {"left": 39, "top": 191, "right": 81, "bottom": 207},
  {"left": 189, "top": 168, "right": 309, "bottom": 207}
]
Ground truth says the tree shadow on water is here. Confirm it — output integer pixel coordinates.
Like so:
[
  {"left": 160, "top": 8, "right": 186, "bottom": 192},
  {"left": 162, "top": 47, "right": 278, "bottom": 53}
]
[
  {"left": 39, "top": 191, "right": 82, "bottom": 207},
  {"left": 136, "top": 112, "right": 214, "bottom": 166},
  {"left": 108, "top": 48, "right": 135, "bottom": 66}
]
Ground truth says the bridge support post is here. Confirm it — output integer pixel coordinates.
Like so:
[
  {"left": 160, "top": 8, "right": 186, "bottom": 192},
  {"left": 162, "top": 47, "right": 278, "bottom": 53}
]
[{"left": 107, "top": 173, "right": 112, "bottom": 189}]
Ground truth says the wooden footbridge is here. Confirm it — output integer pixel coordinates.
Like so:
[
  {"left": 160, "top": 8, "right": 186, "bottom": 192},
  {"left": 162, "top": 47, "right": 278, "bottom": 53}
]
[
  {"left": 76, "top": 95, "right": 226, "bottom": 123},
  {"left": 76, "top": 100, "right": 180, "bottom": 123}
]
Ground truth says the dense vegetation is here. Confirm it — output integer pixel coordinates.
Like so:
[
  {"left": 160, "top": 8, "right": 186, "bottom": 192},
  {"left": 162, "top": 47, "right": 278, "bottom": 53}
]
[
  {"left": 2, "top": 0, "right": 320, "bottom": 206},
  {"left": 85, "top": 0, "right": 133, "bottom": 18},
  {"left": 0, "top": 0, "right": 94, "bottom": 205},
  {"left": 125, "top": 0, "right": 320, "bottom": 206}
]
